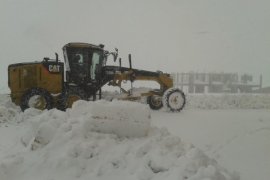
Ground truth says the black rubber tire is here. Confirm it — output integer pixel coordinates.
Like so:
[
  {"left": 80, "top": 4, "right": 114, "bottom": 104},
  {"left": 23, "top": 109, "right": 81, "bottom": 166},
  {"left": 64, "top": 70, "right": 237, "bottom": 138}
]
[
  {"left": 58, "top": 87, "right": 87, "bottom": 110},
  {"left": 56, "top": 93, "right": 68, "bottom": 111},
  {"left": 20, "top": 88, "right": 54, "bottom": 111},
  {"left": 147, "top": 95, "right": 163, "bottom": 110},
  {"left": 163, "top": 88, "right": 186, "bottom": 112}
]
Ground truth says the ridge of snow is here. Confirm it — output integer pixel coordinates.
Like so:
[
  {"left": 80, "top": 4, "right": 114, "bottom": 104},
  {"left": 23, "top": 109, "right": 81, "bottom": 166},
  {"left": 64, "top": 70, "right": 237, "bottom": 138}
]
[{"left": 0, "top": 96, "right": 239, "bottom": 180}]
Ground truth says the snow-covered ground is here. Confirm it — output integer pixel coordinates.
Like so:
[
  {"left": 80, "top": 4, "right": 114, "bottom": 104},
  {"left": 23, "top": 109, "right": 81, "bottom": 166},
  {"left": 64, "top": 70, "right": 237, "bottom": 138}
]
[
  {"left": 152, "top": 109, "right": 270, "bottom": 180},
  {"left": 0, "top": 93, "right": 269, "bottom": 180}
]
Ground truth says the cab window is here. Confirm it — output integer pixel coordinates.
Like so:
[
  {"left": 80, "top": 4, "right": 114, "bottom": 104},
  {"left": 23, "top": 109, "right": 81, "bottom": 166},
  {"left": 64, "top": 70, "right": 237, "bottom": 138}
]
[{"left": 90, "top": 52, "right": 101, "bottom": 80}]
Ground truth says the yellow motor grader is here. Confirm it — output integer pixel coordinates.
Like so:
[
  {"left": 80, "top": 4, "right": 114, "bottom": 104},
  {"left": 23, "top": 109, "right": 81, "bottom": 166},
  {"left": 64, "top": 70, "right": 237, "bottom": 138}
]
[{"left": 8, "top": 42, "right": 185, "bottom": 112}]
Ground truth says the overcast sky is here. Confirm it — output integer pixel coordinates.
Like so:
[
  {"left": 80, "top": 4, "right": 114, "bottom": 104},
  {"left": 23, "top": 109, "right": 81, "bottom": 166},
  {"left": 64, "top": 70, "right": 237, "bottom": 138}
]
[{"left": 1, "top": 0, "right": 269, "bottom": 92}]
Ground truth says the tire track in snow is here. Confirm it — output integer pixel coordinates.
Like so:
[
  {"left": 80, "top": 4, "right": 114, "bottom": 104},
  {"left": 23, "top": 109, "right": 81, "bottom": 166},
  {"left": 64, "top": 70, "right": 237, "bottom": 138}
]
[{"left": 210, "top": 125, "right": 270, "bottom": 157}]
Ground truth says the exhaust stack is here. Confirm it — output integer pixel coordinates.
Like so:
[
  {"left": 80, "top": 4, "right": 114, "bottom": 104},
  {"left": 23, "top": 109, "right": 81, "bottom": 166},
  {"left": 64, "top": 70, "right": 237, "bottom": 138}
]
[{"left": 128, "top": 54, "right": 132, "bottom": 69}]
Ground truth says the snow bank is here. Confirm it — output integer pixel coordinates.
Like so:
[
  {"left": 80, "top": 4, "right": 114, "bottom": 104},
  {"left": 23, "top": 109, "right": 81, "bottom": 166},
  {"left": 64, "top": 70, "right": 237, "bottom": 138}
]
[
  {"left": 0, "top": 99, "right": 239, "bottom": 180},
  {"left": 0, "top": 94, "right": 20, "bottom": 123},
  {"left": 88, "top": 100, "right": 151, "bottom": 137},
  {"left": 68, "top": 100, "right": 151, "bottom": 138},
  {"left": 186, "top": 94, "right": 270, "bottom": 109}
]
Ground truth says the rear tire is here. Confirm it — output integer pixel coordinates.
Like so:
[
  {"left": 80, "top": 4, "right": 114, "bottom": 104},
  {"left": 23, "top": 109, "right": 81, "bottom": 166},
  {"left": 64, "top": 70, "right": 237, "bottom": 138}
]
[
  {"left": 58, "top": 87, "right": 87, "bottom": 110},
  {"left": 162, "top": 88, "right": 186, "bottom": 112},
  {"left": 147, "top": 95, "right": 163, "bottom": 110},
  {"left": 20, "top": 88, "right": 53, "bottom": 111}
]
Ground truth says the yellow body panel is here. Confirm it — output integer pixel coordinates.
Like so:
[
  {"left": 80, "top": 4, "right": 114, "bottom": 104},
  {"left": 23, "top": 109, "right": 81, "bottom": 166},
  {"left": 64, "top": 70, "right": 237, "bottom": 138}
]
[
  {"left": 111, "top": 70, "right": 173, "bottom": 94},
  {"left": 8, "top": 63, "right": 63, "bottom": 106}
]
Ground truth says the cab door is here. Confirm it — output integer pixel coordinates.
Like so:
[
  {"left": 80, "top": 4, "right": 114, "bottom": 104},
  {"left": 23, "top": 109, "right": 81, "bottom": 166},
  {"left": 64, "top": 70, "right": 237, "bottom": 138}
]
[
  {"left": 65, "top": 48, "right": 91, "bottom": 85},
  {"left": 90, "top": 51, "right": 103, "bottom": 81}
]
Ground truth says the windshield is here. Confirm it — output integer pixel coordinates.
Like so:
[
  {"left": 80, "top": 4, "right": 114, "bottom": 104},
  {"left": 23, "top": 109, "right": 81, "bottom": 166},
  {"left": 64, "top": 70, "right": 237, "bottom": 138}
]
[{"left": 64, "top": 47, "right": 104, "bottom": 83}]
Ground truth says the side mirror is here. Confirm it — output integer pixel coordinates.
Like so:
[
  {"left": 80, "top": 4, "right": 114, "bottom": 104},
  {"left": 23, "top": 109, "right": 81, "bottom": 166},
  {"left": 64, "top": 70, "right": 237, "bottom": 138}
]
[
  {"left": 104, "top": 48, "right": 119, "bottom": 62},
  {"left": 129, "top": 54, "right": 132, "bottom": 69}
]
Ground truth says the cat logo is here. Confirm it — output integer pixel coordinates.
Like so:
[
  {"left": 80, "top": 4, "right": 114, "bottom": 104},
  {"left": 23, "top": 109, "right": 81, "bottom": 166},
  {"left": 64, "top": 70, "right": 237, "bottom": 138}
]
[{"left": 48, "top": 65, "right": 61, "bottom": 72}]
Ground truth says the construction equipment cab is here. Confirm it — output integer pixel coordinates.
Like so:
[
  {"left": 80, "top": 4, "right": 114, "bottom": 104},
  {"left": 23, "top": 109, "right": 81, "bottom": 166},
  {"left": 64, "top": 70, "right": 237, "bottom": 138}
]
[{"left": 63, "top": 43, "right": 105, "bottom": 85}]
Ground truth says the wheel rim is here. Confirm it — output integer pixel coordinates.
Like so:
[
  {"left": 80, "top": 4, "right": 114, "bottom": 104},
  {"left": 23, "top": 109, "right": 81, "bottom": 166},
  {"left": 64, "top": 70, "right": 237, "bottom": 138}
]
[
  {"left": 28, "top": 95, "right": 47, "bottom": 110},
  {"left": 168, "top": 91, "right": 185, "bottom": 110}
]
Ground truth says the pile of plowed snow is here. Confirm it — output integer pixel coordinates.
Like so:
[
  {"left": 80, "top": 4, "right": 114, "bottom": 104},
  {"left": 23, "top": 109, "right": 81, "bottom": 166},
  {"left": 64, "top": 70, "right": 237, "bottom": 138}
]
[
  {"left": 0, "top": 95, "right": 239, "bottom": 180},
  {"left": 186, "top": 94, "right": 270, "bottom": 109},
  {"left": 0, "top": 94, "right": 20, "bottom": 124}
]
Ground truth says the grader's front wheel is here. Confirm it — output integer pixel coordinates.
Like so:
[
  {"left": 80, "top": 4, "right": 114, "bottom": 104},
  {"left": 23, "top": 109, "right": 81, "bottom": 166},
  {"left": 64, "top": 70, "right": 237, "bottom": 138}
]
[{"left": 162, "top": 88, "right": 186, "bottom": 112}]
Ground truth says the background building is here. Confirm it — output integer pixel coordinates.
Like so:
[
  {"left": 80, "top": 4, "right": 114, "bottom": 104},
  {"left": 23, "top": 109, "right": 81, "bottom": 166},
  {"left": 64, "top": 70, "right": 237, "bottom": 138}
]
[{"left": 172, "top": 72, "right": 264, "bottom": 93}]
